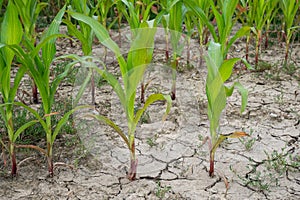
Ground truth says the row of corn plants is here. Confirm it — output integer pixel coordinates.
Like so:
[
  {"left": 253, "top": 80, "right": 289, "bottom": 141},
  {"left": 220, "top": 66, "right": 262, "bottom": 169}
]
[{"left": 0, "top": 0, "right": 299, "bottom": 180}]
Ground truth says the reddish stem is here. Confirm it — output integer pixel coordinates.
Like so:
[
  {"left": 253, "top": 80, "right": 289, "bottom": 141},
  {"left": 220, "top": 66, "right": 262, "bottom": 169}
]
[
  {"left": 140, "top": 82, "right": 145, "bottom": 104},
  {"left": 127, "top": 159, "right": 138, "bottom": 181},
  {"left": 11, "top": 151, "right": 17, "bottom": 176},
  {"left": 171, "top": 59, "right": 178, "bottom": 100},
  {"left": 47, "top": 156, "right": 54, "bottom": 177},
  {"left": 32, "top": 81, "right": 38, "bottom": 104},
  {"left": 209, "top": 152, "right": 214, "bottom": 177}
]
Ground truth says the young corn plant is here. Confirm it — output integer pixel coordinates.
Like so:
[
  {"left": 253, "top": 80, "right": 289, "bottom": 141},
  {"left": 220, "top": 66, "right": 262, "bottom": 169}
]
[
  {"left": 184, "top": 0, "right": 251, "bottom": 59},
  {"left": 264, "top": 1, "right": 280, "bottom": 49},
  {"left": 251, "top": 0, "right": 279, "bottom": 67},
  {"left": 13, "top": 0, "right": 48, "bottom": 104},
  {"left": 64, "top": 0, "right": 96, "bottom": 104},
  {"left": 69, "top": 12, "right": 172, "bottom": 181},
  {"left": 4, "top": 5, "right": 88, "bottom": 176},
  {"left": 280, "top": 0, "right": 300, "bottom": 63},
  {"left": 237, "top": 0, "right": 255, "bottom": 61},
  {"left": 158, "top": 0, "right": 181, "bottom": 63},
  {"left": 169, "top": 0, "right": 184, "bottom": 100},
  {"left": 193, "top": 0, "right": 210, "bottom": 67},
  {"left": 205, "top": 41, "right": 249, "bottom": 177},
  {"left": 0, "top": 1, "right": 38, "bottom": 176},
  {"left": 118, "top": 0, "right": 159, "bottom": 103}
]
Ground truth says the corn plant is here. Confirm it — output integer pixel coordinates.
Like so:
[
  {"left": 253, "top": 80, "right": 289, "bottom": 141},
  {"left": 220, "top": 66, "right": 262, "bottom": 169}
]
[
  {"left": 264, "top": 1, "right": 280, "bottom": 49},
  {"left": 0, "top": 1, "right": 38, "bottom": 175},
  {"left": 117, "top": 0, "right": 159, "bottom": 103},
  {"left": 205, "top": 41, "right": 249, "bottom": 177},
  {"left": 236, "top": 0, "right": 255, "bottom": 61},
  {"left": 69, "top": 11, "right": 172, "bottom": 180},
  {"left": 184, "top": 0, "right": 251, "bottom": 59},
  {"left": 12, "top": 0, "right": 48, "bottom": 104},
  {"left": 280, "top": 0, "right": 300, "bottom": 62},
  {"left": 251, "top": 0, "right": 280, "bottom": 67},
  {"left": 64, "top": 0, "right": 96, "bottom": 104},
  {"left": 169, "top": 0, "right": 184, "bottom": 100},
  {"left": 2, "top": 5, "right": 87, "bottom": 176}
]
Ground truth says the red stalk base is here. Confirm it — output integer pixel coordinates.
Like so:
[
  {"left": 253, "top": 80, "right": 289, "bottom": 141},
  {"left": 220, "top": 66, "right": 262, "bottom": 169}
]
[
  {"left": 11, "top": 153, "right": 17, "bottom": 176},
  {"left": 47, "top": 156, "right": 54, "bottom": 177},
  {"left": 32, "top": 83, "right": 38, "bottom": 104},
  {"left": 127, "top": 159, "right": 138, "bottom": 181},
  {"left": 209, "top": 158, "right": 214, "bottom": 177}
]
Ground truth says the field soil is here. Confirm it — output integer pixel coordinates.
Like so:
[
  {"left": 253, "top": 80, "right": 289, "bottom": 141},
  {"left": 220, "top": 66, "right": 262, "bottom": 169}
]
[{"left": 0, "top": 26, "right": 299, "bottom": 200}]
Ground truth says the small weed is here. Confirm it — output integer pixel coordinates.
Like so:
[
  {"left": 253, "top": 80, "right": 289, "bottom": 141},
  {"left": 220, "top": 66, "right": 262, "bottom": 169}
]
[
  {"left": 146, "top": 136, "right": 157, "bottom": 148},
  {"left": 239, "top": 129, "right": 256, "bottom": 151},
  {"left": 274, "top": 90, "right": 284, "bottom": 104},
  {"left": 155, "top": 181, "right": 172, "bottom": 199},
  {"left": 282, "top": 61, "right": 299, "bottom": 77},
  {"left": 233, "top": 146, "right": 297, "bottom": 192}
]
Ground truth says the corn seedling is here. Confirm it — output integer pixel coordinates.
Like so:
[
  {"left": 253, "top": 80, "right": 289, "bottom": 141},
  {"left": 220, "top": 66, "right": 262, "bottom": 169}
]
[
  {"left": 251, "top": 0, "right": 279, "bottom": 67},
  {"left": 264, "top": 1, "right": 280, "bottom": 49},
  {"left": 69, "top": 12, "right": 172, "bottom": 180},
  {"left": 205, "top": 41, "right": 249, "bottom": 177},
  {"left": 64, "top": 0, "right": 96, "bottom": 105},
  {"left": 0, "top": 1, "right": 39, "bottom": 176},
  {"left": 13, "top": 0, "right": 48, "bottom": 104},
  {"left": 118, "top": 0, "right": 159, "bottom": 103},
  {"left": 184, "top": 0, "right": 251, "bottom": 59},
  {"left": 280, "top": 0, "right": 300, "bottom": 63},
  {"left": 3, "top": 5, "right": 89, "bottom": 176}
]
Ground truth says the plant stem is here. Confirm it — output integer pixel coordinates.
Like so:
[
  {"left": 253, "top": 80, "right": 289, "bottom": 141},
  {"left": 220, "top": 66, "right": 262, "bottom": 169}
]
[
  {"left": 10, "top": 143, "right": 17, "bottom": 176},
  {"left": 245, "top": 34, "right": 250, "bottom": 61},
  {"left": 209, "top": 151, "right": 215, "bottom": 177},
  {"left": 127, "top": 138, "right": 137, "bottom": 180},
  {"left": 140, "top": 82, "right": 145, "bottom": 103},
  {"left": 285, "top": 38, "right": 289, "bottom": 63},
  {"left": 47, "top": 142, "right": 53, "bottom": 176},
  {"left": 255, "top": 30, "right": 262, "bottom": 68},
  {"left": 32, "top": 81, "right": 38, "bottom": 104},
  {"left": 171, "top": 59, "right": 178, "bottom": 100}
]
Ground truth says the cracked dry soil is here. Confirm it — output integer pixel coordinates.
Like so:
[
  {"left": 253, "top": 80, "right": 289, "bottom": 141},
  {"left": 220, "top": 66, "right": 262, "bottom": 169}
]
[{"left": 0, "top": 27, "right": 299, "bottom": 199}]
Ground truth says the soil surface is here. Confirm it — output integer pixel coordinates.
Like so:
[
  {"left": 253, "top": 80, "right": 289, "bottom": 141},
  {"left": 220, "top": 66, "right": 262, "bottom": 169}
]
[{"left": 0, "top": 26, "right": 299, "bottom": 200}]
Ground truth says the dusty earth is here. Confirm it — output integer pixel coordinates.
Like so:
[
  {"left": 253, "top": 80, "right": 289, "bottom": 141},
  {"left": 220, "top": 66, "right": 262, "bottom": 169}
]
[{"left": 0, "top": 26, "right": 299, "bottom": 200}]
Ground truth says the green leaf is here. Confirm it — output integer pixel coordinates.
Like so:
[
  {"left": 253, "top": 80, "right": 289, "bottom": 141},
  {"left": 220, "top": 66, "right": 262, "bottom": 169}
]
[
  {"left": 226, "top": 26, "right": 251, "bottom": 55},
  {"left": 134, "top": 94, "right": 172, "bottom": 127},
  {"left": 0, "top": 1, "right": 23, "bottom": 64},
  {"left": 69, "top": 10, "right": 127, "bottom": 76},
  {"left": 183, "top": 0, "right": 217, "bottom": 42},
  {"left": 219, "top": 58, "right": 240, "bottom": 82},
  {"left": 14, "top": 101, "right": 48, "bottom": 132},
  {"left": 12, "top": 120, "right": 38, "bottom": 142},
  {"left": 41, "top": 5, "right": 66, "bottom": 69},
  {"left": 52, "top": 105, "right": 90, "bottom": 144},
  {"left": 86, "top": 114, "right": 130, "bottom": 149}
]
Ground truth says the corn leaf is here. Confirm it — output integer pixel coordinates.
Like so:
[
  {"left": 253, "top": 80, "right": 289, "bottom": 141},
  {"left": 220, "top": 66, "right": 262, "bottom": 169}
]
[
  {"left": 12, "top": 120, "right": 38, "bottom": 142},
  {"left": 69, "top": 11, "right": 127, "bottom": 76},
  {"left": 205, "top": 42, "right": 227, "bottom": 140},
  {"left": 86, "top": 114, "right": 130, "bottom": 149},
  {"left": 41, "top": 5, "right": 66, "bottom": 70},
  {"left": 225, "top": 82, "right": 248, "bottom": 113},
  {"left": 219, "top": 58, "right": 240, "bottom": 82},
  {"left": 52, "top": 105, "right": 90, "bottom": 144},
  {"left": 134, "top": 94, "right": 171, "bottom": 127},
  {"left": 183, "top": 0, "right": 217, "bottom": 42}
]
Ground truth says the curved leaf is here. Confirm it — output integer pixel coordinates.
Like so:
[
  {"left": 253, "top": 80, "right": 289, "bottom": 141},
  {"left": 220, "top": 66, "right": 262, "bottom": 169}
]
[
  {"left": 52, "top": 105, "right": 91, "bottom": 145},
  {"left": 85, "top": 113, "right": 129, "bottom": 149},
  {"left": 134, "top": 94, "right": 172, "bottom": 127},
  {"left": 12, "top": 120, "right": 38, "bottom": 142}
]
